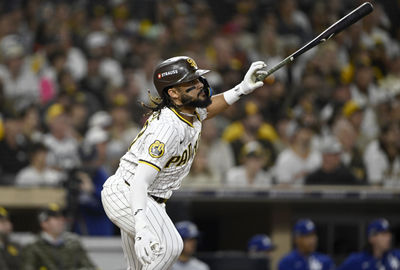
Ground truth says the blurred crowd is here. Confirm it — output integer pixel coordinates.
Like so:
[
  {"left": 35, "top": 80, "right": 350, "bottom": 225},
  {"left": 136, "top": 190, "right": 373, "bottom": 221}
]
[{"left": 0, "top": 0, "right": 400, "bottom": 234}]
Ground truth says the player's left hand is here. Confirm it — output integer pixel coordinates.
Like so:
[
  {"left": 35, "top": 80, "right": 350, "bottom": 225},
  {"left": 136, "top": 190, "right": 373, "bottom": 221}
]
[
  {"left": 237, "top": 61, "right": 267, "bottom": 95},
  {"left": 134, "top": 227, "right": 164, "bottom": 265}
]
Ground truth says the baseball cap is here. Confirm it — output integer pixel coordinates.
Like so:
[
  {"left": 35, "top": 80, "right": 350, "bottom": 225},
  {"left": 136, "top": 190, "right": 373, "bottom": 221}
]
[
  {"left": 175, "top": 221, "right": 199, "bottom": 239},
  {"left": 88, "top": 111, "right": 112, "bottom": 128},
  {"left": 38, "top": 203, "right": 63, "bottom": 223},
  {"left": 248, "top": 234, "right": 276, "bottom": 252},
  {"left": 0, "top": 207, "right": 9, "bottom": 220},
  {"left": 294, "top": 219, "right": 316, "bottom": 236},
  {"left": 320, "top": 136, "right": 342, "bottom": 154},
  {"left": 342, "top": 100, "right": 363, "bottom": 118},
  {"left": 86, "top": 31, "right": 109, "bottom": 49},
  {"left": 45, "top": 103, "right": 64, "bottom": 123},
  {"left": 367, "top": 218, "right": 390, "bottom": 237},
  {"left": 241, "top": 141, "right": 264, "bottom": 158}
]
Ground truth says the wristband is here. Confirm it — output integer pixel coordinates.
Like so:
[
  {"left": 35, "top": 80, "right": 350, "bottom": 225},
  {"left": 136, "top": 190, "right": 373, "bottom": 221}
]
[{"left": 223, "top": 85, "right": 242, "bottom": 105}]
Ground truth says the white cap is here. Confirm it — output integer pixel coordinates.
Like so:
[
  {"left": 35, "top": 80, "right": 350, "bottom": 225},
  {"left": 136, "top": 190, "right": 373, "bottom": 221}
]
[
  {"left": 88, "top": 111, "right": 112, "bottom": 128},
  {"left": 0, "top": 35, "right": 24, "bottom": 59},
  {"left": 85, "top": 127, "right": 109, "bottom": 146},
  {"left": 86, "top": 31, "right": 109, "bottom": 49},
  {"left": 320, "top": 135, "right": 342, "bottom": 154}
]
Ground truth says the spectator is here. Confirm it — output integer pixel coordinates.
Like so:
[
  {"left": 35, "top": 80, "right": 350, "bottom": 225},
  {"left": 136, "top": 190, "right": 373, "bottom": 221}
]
[
  {"left": 172, "top": 221, "right": 209, "bottom": 270},
  {"left": 182, "top": 145, "right": 221, "bottom": 187},
  {"left": 57, "top": 27, "right": 88, "bottom": 81},
  {"left": 200, "top": 118, "right": 234, "bottom": 179},
  {"left": 226, "top": 141, "right": 272, "bottom": 187},
  {"left": 247, "top": 234, "right": 276, "bottom": 258},
  {"left": 338, "top": 218, "right": 400, "bottom": 270},
  {"left": 0, "top": 207, "right": 21, "bottom": 270},
  {"left": 132, "top": 51, "right": 161, "bottom": 102},
  {"left": 363, "top": 121, "right": 400, "bottom": 187},
  {"left": 0, "top": 35, "right": 39, "bottom": 111},
  {"left": 85, "top": 31, "right": 124, "bottom": 88},
  {"left": 0, "top": 114, "right": 29, "bottom": 185},
  {"left": 79, "top": 54, "right": 109, "bottom": 108},
  {"left": 15, "top": 143, "right": 64, "bottom": 187},
  {"left": 71, "top": 127, "right": 114, "bottom": 236},
  {"left": 274, "top": 123, "right": 321, "bottom": 186},
  {"left": 337, "top": 100, "right": 369, "bottom": 152},
  {"left": 42, "top": 103, "right": 80, "bottom": 170},
  {"left": 19, "top": 105, "right": 42, "bottom": 143},
  {"left": 106, "top": 104, "right": 140, "bottom": 174},
  {"left": 278, "top": 219, "right": 335, "bottom": 270},
  {"left": 349, "top": 60, "right": 385, "bottom": 141},
  {"left": 222, "top": 101, "right": 278, "bottom": 167},
  {"left": 21, "top": 203, "right": 96, "bottom": 270},
  {"left": 305, "top": 136, "right": 361, "bottom": 185},
  {"left": 332, "top": 106, "right": 367, "bottom": 182}
]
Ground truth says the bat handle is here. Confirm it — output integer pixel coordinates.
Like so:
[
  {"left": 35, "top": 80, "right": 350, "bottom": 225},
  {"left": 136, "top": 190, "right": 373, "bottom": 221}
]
[{"left": 256, "top": 56, "right": 295, "bottom": 81}]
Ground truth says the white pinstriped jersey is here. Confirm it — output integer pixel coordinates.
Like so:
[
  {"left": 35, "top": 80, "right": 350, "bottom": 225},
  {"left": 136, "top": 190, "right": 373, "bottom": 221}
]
[{"left": 105, "top": 107, "right": 207, "bottom": 199}]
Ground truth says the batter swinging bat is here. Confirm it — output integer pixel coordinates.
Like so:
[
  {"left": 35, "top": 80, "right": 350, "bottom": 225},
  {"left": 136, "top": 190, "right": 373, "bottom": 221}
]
[{"left": 256, "top": 2, "right": 374, "bottom": 81}]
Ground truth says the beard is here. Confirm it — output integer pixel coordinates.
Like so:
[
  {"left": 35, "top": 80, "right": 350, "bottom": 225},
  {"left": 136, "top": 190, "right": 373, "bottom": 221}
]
[{"left": 180, "top": 89, "right": 212, "bottom": 108}]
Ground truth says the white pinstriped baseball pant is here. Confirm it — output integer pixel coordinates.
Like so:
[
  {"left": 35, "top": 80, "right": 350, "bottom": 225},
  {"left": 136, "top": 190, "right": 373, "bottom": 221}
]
[{"left": 101, "top": 176, "right": 183, "bottom": 270}]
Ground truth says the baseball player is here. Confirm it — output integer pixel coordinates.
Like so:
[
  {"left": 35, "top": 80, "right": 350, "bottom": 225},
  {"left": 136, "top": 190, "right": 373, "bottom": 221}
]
[
  {"left": 247, "top": 234, "right": 276, "bottom": 258},
  {"left": 101, "top": 56, "right": 267, "bottom": 269},
  {"left": 171, "top": 221, "right": 209, "bottom": 270},
  {"left": 278, "top": 219, "right": 335, "bottom": 270},
  {"left": 338, "top": 218, "right": 400, "bottom": 270}
]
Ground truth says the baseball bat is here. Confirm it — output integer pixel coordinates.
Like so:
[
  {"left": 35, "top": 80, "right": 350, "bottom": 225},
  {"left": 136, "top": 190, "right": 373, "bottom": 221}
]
[{"left": 256, "top": 2, "right": 374, "bottom": 81}]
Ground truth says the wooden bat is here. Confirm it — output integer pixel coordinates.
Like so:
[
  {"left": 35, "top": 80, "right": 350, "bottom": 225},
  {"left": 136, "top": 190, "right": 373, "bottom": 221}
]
[{"left": 256, "top": 2, "right": 374, "bottom": 81}]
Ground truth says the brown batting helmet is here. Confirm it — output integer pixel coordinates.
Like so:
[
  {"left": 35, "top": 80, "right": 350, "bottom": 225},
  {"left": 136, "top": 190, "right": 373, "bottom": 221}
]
[{"left": 153, "top": 56, "right": 210, "bottom": 97}]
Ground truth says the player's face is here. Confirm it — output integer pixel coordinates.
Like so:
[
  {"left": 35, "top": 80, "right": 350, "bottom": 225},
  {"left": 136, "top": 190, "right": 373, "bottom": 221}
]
[
  {"left": 370, "top": 232, "right": 392, "bottom": 252},
  {"left": 182, "top": 238, "right": 197, "bottom": 257},
  {"left": 176, "top": 79, "right": 212, "bottom": 108},
  {"left": 296, "top": 233, "right": 317, "bottom": 254}
]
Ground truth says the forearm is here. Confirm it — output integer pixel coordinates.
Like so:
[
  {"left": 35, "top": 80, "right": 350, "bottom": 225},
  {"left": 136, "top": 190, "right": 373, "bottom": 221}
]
[
  {"left": 129, "top": 163, "right": 158, "bottom": 230},
  {"left": 206, "top": 94, "right": 230, "bottom": 119},
  {"left": 206, "top": 61, "right": 266, "bottom": 119}
]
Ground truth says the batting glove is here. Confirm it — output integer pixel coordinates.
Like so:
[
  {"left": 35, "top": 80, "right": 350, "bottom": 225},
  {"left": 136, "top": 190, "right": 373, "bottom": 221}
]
[
  {"left": 134, "top": 226, "right": 164, "bottom": 265},
  {"left": 223, "top": 61, "right": 267, "bottom": 105}
]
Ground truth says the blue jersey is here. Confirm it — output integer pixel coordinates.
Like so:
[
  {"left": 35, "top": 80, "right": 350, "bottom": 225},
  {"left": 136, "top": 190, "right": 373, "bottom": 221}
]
[
  {"left": 279, "top": 250, "right": 335, "bottom": 270},
  {"left": 338, "top": 250, "right": 400, "bottom": 270}
]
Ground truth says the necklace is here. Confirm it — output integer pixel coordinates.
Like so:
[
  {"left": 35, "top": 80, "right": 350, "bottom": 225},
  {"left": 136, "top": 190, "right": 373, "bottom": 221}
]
[{"left": 179, "top": 111, "right": 196, "bottom": 117}]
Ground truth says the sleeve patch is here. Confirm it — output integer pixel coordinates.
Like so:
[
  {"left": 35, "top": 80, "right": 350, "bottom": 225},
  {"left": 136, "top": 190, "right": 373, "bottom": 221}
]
[{"left": 149, "top": 140, "right": 165, "bottom": 158}]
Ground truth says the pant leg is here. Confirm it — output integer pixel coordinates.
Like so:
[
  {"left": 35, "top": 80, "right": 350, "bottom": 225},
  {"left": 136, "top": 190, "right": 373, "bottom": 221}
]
[
  {"left": 121, "top": 230, "right": 140, "bottom": 270},
  {"left": 144, "top": 198, "right": 183, "bottom": 270},
  {"left": 101, "top": 180, "right": 183, "bottom": 270}
]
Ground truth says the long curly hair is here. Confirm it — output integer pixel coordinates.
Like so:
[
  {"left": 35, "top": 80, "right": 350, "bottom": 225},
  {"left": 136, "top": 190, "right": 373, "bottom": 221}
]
[{"left": 141, "top": 88, "right": 178, "bottom": 117}]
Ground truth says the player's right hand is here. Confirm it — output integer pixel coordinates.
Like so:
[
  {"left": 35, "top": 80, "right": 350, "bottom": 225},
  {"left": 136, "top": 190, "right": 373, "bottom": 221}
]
[
  {"left": 238, "top": 61, "right": 267, "bottom": 95},
  {"left": 134, "top": 227, "right": 164, "bottom": 265}
]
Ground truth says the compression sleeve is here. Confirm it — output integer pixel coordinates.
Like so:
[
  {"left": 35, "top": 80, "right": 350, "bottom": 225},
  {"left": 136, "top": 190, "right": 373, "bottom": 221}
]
[{"left": 128, "top": 162, "right": 159, "bottom": 231}]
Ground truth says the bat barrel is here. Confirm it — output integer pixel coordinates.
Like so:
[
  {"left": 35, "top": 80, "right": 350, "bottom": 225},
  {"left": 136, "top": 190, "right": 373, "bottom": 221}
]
[{"left": 255, "top": 2, "right": 373, "bottom": 82}]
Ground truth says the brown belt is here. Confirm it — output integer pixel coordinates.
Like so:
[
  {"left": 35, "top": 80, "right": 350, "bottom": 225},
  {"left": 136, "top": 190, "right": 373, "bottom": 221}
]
[{"left": 124, "top": 180, "right": 168, "bottom": 204}]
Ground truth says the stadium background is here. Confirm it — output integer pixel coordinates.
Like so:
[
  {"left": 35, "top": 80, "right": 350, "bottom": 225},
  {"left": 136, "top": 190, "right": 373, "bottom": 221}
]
[{"left": 0, "top": 0, "right": 400, "bottom": 269}]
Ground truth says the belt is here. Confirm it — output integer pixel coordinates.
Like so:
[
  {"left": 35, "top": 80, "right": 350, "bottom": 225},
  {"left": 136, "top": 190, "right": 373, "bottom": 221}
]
[{"left": 124, "top": 180, "right": 168, "bottom": 204}]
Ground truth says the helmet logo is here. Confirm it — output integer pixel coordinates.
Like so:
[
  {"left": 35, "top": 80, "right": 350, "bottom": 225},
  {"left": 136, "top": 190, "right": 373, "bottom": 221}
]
[
  {"left": 187, "top": 58, "right": 198, "bottom": 68},
  {"left": 158, "top": 70, "right": 178, "bottom": 79}
]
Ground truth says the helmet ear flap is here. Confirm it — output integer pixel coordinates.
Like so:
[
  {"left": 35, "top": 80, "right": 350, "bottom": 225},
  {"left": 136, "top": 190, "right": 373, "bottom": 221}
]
[{"left": 199, "top": 76, "right": 213, "bottom": 97}]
